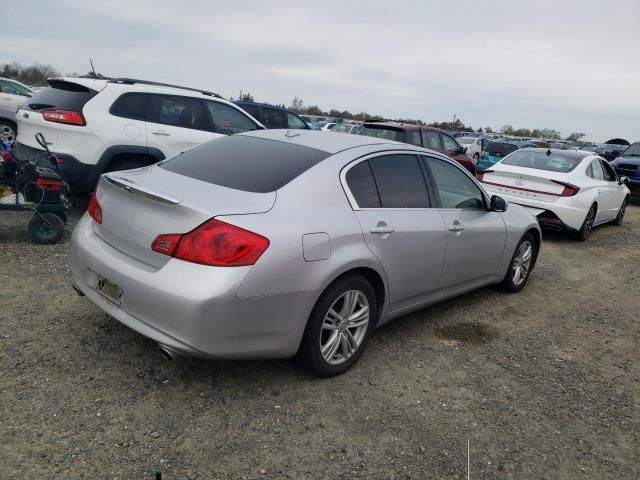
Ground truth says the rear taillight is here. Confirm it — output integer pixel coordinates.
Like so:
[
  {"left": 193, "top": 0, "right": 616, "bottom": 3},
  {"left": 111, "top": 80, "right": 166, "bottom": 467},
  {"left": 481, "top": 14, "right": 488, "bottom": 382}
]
[
  {"left": 551, "top": 180, "right": 580, "bottom": 197},
  {"left": 151, "top": 219, "right": 270, "bottom": 267},
  {"left": 476, "top": 170, "right": 493, "bottom": 182},
  {"left": 87, "top": 193, "right": 102, "bottom": 224},
  {"left": 42, "top": 109, "right": 86, "bottom": 126}
]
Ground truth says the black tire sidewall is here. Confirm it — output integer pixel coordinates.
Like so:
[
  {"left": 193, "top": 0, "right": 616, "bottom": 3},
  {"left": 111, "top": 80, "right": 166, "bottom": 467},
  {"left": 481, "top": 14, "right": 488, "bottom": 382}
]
[
  {"left": 28, "top": 213, "right": 64, "bottom": 244},
  {"left": 577, "top": 205, "right": 596, "bottom": 241},
  {"left": 614, "top": 197, "right": 627, "bottom": 226},
  {"left": 298, "top": 275, "right": 377, "bottom": 378},
  {"left": 502, "top": 232, "right": 537, "bottom": 293}
]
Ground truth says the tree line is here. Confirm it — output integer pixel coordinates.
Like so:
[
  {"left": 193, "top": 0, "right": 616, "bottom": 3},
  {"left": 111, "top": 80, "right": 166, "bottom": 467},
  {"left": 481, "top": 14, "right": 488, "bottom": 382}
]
[{"left": 1, "top": 62, "right": 581, "bottom": 141}]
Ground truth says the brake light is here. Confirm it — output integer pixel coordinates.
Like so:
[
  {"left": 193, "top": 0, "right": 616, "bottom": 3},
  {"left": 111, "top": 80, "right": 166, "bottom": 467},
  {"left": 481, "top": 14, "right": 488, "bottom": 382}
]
[
  {"left": 42, "top": 109, "right": 86, "bottom": 126},
  {"left": 151, "top": 219, "right": 270, "bottom": 267},
  {"left": 87, "top": 193, "right": 102, "bottom": 224},
  {"left": 551, "top": 180, "right": 580, "bottom": 197}
]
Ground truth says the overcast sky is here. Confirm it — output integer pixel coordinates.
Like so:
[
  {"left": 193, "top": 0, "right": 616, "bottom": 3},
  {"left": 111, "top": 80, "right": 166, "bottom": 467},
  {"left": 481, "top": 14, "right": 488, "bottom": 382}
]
[{"left": 2, "top": 0, "right": 639, "bottom": 139}]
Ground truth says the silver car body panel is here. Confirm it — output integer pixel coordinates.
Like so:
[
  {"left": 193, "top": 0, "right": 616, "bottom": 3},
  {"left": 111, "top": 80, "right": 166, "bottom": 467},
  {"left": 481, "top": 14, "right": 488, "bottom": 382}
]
[{"left": 71, "top": 130, "right": 540, "bottom": 359}]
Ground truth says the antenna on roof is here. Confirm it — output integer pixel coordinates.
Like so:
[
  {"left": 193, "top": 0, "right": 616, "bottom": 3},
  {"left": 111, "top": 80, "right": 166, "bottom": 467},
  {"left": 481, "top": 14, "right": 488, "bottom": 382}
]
[{"left": 90, "top": 59, "right": 97, "bottom": 79}]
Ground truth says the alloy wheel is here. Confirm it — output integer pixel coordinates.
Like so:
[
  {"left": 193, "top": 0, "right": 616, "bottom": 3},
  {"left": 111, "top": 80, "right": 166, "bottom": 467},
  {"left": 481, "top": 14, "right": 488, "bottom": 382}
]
[
  {"left": 617, "top": 198, "right": 627, "bottom": 223},
  {"left": 511, "top": 240, "right": 533, "bottom": 286},
  {"left": 320, "top": 290, "right": 370, "bottom": 365},
  {"left": 583, "top": 206, "right": 596, "bottom": 237},
  {"left": 0, "top": 124, "right": 16, "bottom": 144}
]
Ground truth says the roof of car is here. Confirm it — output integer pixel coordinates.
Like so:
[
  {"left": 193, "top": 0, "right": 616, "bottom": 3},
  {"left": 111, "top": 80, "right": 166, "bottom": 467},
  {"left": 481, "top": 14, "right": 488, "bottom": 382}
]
[
  {"left": 239, "top": 129, "right": 402, "bottom": 154},
  {"left": 233, "top": 101, "right": 295, "bottom": 112}
]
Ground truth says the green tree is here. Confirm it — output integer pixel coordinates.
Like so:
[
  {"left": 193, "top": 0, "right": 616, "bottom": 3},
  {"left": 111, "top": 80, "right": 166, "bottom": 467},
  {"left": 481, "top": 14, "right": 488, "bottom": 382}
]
[
  {"left": 485, "top": 126, "right": 494, "bottom": 133},
  {"left": 290, "top": 97, "right": 304, "bottom": 112},
  {"left": 500, "top": 125, "right": 514, "bottom": 134},
  {"left": 238, "top": 90, "right": 254, "bottom": 102},
  {"left": 512, "top": 128, "right": 532, "bottom": 137},
  {"left": 566, "top": 132, "right": 585, "bottom": 142},
  {"left": 539, "top": 128, "right": 561, "bottom": 140}
]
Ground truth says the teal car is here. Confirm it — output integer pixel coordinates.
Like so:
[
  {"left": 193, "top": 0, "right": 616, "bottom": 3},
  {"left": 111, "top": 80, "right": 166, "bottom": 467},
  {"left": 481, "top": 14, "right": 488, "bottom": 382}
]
[{"left": 476, "top": 141, "right": 538, "bottom": 172}]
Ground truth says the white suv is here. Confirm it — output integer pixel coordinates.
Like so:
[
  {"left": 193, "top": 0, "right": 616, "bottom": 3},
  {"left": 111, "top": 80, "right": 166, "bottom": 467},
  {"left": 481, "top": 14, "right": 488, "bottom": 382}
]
[
  {"left": 14, "top": 77, "right": 263, "bottom": 192},
  {"left": 0, "top": 77, "right": 35, "bottom": 143}
]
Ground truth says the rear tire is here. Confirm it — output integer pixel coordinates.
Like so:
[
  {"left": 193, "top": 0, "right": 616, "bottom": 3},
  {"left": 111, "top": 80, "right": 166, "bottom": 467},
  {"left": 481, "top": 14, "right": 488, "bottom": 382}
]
[
  {"left": 28, "top": 213, "right": 64, "bottom": 244},
  {"left": 576, "top": 204, "right": 597, "bottom": 241},
  {"left": 297, "top": 275, "right": 377, "bottom": 378},
  {"left": 614, "top": 197, "right": 628, "bottom": 226},
  {"left": 501, "top": 232, "right": 537, "bottom": 293}
]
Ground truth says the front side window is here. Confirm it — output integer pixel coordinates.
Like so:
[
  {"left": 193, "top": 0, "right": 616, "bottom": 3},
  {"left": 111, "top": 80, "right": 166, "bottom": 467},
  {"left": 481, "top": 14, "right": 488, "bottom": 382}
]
[
  {"left": 345, "top": 161, "right": 380, "bottom": 208},
  {"left": 287, "top": 113, "right": 308, "bottom": 129},
  {"left": 425, "top": 157, "right": 485, "bottom": 209},
  {"left": 206, "top": 101, "right": 258, "bottom": 134},
  {"left": 148, "top": 95, "right": 209, "bottom": 130},
  {"left": 368, "top": 155, "right": 429, "bottom": 208},
  {"left": 441, "top": 134, "right": 461, "bottom": 154},
  {"left": 423, "top": 131, "right": 441, "bottom": 150},
  {"left": 109, "top": 92, "right": 148, "bottom": 121},
  {"left": 260, "top": 107, "right": 286, "bottom": 128},
  {"left": 600, "top": 159, "right": 617, "bottom": 181}
]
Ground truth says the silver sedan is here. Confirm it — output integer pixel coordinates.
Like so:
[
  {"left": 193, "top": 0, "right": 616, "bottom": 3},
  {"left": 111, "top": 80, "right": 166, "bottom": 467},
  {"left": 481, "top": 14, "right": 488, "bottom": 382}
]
[{"left": 70, "top": 130, "right": 541, "bottom": 377}]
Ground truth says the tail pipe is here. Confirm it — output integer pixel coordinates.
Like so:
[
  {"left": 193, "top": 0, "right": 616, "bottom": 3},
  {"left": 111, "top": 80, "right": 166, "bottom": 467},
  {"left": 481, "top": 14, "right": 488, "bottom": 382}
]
[{"left": 157, "top": 345, "right": 177, "bottom": 361}]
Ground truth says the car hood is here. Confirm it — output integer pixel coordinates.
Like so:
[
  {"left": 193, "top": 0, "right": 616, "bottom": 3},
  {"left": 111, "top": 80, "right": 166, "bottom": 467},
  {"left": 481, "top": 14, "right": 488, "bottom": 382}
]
[{"left": 613, "top": 156, "right": 640, "bottom": 166}]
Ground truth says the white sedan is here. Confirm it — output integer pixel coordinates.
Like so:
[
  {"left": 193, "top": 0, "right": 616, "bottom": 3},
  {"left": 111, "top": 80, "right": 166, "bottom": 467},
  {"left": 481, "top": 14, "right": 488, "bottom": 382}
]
[{"left": 478, "top": 148, "right": 630, "bottom": 240}]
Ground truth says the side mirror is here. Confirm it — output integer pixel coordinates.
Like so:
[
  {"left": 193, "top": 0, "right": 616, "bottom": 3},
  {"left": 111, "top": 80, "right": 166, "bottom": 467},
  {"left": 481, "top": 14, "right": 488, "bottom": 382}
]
[
  {"left": 490, "top": 195, "right": 507, "bottom": 212},
  {"left": 619, "top": 176, "right": 630, "bottom": 186}
]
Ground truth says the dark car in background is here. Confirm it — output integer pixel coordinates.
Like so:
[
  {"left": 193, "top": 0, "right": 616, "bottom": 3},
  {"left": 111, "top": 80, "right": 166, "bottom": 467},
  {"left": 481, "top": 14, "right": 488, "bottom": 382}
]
[
  {"left": 233, "top": 101, "right": 312, "bottom": 130},
  {"left": 596, "top": 144, "right": 627, "bottom": 161},
  {"left": 610, "top": 142, "right": 640, "bottom": 195},
  {"left": 355, "top": 121, "right": 476, "bottom": 174}
]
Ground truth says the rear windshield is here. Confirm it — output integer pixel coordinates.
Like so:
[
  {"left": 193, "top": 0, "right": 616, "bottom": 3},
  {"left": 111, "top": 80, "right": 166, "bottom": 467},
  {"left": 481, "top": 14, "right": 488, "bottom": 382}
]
[
  {"left": 24, "top": 80, "right": 98, "bottom": 112},
  {"left": 501, "top": 150, "right": 583, "bottom": 173},
  {"left": 159, "top": 135, "right": 330, "bottom": 193},
  {"left": 356, "top": 126, "right": 405, "bottom": 142},
  {"left": 486, "top": 143, "right": 518, "bottom": 155}
]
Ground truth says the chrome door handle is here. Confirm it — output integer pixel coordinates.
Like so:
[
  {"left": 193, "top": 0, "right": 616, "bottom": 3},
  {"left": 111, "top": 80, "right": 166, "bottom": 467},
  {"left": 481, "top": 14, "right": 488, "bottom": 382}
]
[
  {"left": 151, "top": 130, "right": 170, "bottom": 136},
  {"left": 449, "top": 224, "right": 465, "bottom": 232},
  {"left": 370, "top": 226, "right": 395, "bottom": 234}
]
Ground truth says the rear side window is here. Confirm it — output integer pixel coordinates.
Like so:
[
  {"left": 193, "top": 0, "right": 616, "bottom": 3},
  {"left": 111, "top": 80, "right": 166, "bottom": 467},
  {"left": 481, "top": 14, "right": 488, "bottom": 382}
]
[
  {"left": 159, "top": 135, "right": 330, "bottom": 193},
  {"left": 110, "top": 92, "right": 148, "bottom": 121},
  {"left": 23, "top": 80, "right": 97, "bottom": 112},
  {"left": 205, "top": 101, "right": 258, "bottom": 135},
  {"left": 148, "top": 94, "right": 209, "bottom": 131},
  {"left": 345, "top": 161, "right": 380, "bottom": 208},
  {"left": 261, "top": 107, "right": 286, "bottom": 128},
  {"left": 368, "top": 155, "right": 429, "bottom": 208},
  {"left": 236, "top": 103, "right": 259, "bottom": 118}
]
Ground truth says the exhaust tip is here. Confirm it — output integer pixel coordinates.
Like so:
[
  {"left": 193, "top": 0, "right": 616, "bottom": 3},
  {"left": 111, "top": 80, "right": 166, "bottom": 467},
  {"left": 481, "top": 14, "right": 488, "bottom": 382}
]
[
  {"left": 72, "top": 284, "right": 85, "bottom": 297},
  {"left": 157, "top": 346, "right": 176, "bottom": 361}
]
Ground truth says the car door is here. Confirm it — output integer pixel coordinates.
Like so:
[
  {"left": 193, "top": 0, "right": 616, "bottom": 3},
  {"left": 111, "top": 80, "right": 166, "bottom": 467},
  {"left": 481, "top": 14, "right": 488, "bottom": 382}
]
[
  {"left": 600, "top": 159, "right": 624, "bottom": 219},
  {"left": 423, "top": 155, "right": 507, "bottom": 289},
  {"left": 344, "top": 154, "right": 447, "bottom": 312},
  {"left": 585, "top": 159, "right": 609, "bottom": 223},
  {"left": 145, "top": 94, "right": 216, "bottom": 159},
  {"left": 0, "top": 79, "right": 31, "bottom": 115}
]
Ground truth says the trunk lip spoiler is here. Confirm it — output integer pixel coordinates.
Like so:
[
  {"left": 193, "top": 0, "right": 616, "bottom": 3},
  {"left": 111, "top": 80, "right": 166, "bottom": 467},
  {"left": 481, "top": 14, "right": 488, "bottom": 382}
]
[{"left": 103, "top": 174, "right": 181, "bottom": 205}]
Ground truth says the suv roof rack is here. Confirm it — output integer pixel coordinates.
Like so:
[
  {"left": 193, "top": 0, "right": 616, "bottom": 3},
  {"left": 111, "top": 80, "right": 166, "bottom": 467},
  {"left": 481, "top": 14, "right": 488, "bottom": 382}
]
[{"left": 107, "top": 78, "right": 223, "bottom": 98}]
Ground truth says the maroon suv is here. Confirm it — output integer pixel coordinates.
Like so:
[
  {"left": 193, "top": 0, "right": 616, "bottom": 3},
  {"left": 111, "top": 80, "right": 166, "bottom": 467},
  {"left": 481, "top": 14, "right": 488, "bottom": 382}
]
[{"left": 355, "top": 122, "right": 476, "bottom": 174}]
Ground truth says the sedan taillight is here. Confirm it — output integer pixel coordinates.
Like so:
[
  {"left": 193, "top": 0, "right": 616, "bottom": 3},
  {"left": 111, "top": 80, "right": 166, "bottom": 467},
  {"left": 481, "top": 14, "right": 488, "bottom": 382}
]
[
  {"left": 42, "top": 109, "right": 86, "bottom": 126},
  {"left": 551, "top": 180, "right": 580, "bottom": 197},
  {"left": 151, "top": 219, "right": 269, "bottom": 267},
  {"left": 87, "top": 193, "right": 102, "bottom": 224}
]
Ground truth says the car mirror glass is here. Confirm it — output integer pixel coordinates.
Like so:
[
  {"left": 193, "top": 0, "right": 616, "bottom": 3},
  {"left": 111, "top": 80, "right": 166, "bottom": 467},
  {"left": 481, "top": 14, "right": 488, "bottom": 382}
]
[{"left": 490, "top": 195, "right": 507, "bottom": 212}]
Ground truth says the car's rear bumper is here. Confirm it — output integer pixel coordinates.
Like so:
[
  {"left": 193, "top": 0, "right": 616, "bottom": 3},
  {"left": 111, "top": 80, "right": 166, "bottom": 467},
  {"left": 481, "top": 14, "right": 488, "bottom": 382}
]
[
  {"left": 70, "top": 215, "right": 316, "bottom": 359},
  {"left": 482, "top": 187, "right": 585, "bottom": 230}
]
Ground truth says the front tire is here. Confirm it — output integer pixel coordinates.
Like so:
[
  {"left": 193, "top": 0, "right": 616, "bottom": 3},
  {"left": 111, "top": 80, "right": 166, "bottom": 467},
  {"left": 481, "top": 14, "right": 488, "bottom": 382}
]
[
  {"left": 577, "top": 204, "right": 597, "bottom": 241},
  {"left": 297, "top": 275, "right": 377, "bottom": 377},
  {"left": 502, "top": 233, "right": 537, "bottom": 293},
  {"left": 614, "top": 197, "right": 628, "bottom": 226}
]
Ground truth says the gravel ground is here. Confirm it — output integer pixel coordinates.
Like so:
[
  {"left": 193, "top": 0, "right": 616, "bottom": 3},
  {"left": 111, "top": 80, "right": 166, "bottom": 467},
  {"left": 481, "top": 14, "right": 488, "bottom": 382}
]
[{"left": 1, "top": 201, "right": 639, "bottom": 479}]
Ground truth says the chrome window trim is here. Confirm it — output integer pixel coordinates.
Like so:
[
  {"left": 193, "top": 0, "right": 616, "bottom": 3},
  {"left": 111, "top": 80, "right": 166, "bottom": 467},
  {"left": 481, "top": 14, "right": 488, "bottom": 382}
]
[{"left": 340, "top": 148, "right": 488, "bottom": 211}]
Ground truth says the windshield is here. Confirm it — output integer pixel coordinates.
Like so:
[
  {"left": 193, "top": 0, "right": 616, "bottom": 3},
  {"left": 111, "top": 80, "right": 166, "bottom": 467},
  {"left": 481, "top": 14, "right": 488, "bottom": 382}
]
[
  {"left": 501, "top": 150, "right": 583, "bottom": 173},
  {"left": 356, "top": 127, "right": 404, "bottom": 142},
  {"left": 621, "top": 143, "right": 640, "bottom": 157}
]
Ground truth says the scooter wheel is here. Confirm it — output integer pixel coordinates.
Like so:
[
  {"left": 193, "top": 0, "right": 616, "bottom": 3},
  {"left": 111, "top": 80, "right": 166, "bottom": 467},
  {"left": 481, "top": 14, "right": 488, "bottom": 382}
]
[{"left": 28, "top": 213, "right": 65, "bottom": 244}]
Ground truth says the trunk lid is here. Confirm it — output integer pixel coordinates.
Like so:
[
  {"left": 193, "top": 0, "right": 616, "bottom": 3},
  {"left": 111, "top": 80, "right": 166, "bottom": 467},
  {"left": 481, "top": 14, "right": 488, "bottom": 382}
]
[
  {"left": 93, "top": 166, "right": 276, "bottom": 268},
  {"left": 480, "top": 165, "right": 570, "bottom": 203}
]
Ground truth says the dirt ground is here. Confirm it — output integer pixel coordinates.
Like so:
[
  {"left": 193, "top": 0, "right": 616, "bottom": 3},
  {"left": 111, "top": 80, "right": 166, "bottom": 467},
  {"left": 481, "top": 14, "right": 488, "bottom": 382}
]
[{"left": 1, "top": 201, "right": 638, "bottom": 480}]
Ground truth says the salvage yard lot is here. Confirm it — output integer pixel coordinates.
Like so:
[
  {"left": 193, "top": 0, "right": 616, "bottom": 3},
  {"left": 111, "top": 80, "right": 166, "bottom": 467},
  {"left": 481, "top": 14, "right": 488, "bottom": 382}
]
[{"left": 1, "top": 204, "right": 639, "bottom": 480}]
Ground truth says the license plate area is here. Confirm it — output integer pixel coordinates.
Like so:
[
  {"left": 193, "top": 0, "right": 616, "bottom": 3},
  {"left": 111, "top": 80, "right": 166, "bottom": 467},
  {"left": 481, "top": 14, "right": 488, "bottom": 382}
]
[{"left": 96, "top": 276, "right": 122, "bottom": 305}]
